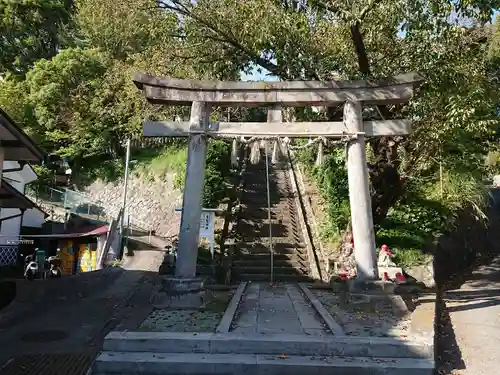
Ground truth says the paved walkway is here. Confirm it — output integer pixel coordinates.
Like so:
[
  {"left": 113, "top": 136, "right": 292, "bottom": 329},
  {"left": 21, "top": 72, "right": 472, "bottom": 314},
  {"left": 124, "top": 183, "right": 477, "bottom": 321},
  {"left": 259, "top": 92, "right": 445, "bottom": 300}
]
[
  {"left": 439, "top": 256, "right": 500, "bottom": 375},
  {"left": 0, "top": 247, "right": 164, "bottom": 375},
  {"left": 231, "top": 283, "right": 330, "bottom": 336}
]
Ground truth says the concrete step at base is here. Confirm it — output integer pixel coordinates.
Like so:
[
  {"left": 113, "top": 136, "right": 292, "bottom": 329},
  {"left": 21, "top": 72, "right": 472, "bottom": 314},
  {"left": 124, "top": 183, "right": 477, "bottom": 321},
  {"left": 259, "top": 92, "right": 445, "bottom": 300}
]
[
  {"left": 92, "top": 352, "right": 434, "bottom": 375},
  {"left": 103, "top": 332, "right": 434, "bottom": 359}
]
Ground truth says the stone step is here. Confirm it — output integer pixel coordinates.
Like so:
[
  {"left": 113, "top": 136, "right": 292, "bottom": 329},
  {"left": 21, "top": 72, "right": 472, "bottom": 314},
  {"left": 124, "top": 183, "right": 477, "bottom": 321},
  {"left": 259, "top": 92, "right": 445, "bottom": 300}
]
[
  {"left": 238, "top": 212, "right": 280, "bottom": 219},
  {"left": 237, "top": 273, "right": 312, "bottom": 282},
  {"left": 234, "top": 266, "right": 308, "bottom": 275},
  {"left": 237, "top": 248, "right": 307, "bottom": 256},
  {"left": 236, "top": 242, "right": 306, "bottom": 251},
  {"left": 237, "top": 218, "right": 300, "bottom": 228},
  {"left": 241, "top": 189, "right": 284, "bottom": 195},
  {"left": 102, "top": 332, "right": 433, "bottom": 359},
  {"left": 240, "top": 198, "right": 284, "bottom": 205},
  {"left": 242, "top": 197, "right": 294, "bottom": 204},
  {"left": 92, "top": 351, "right": 433, "bottom": 375},
  {"left": 236, "top": 223, "right": 291, "bottom": 234},
  {"left": 233, "top": 258, "right": 307, "bottom": 268},
  {"left": 237, "top": 253, "right": 307, "bottom": 262}
]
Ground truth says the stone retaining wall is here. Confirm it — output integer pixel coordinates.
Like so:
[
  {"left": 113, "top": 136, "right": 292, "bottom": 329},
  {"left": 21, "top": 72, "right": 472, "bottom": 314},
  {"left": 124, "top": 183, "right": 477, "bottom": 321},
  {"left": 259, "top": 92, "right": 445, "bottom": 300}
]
[{"left": 84, "top": 174, "right": 183, "bottom": 237}]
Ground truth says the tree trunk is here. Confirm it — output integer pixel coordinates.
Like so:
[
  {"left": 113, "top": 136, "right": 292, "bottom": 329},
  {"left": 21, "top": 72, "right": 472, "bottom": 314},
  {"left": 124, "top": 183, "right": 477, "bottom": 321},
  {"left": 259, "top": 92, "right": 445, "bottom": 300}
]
[
  {"left": 348, "top": 22, "right": 405, "bottom": 228},
  {"left": 367, "top": 136, "right": 403, "bottom": 227}
]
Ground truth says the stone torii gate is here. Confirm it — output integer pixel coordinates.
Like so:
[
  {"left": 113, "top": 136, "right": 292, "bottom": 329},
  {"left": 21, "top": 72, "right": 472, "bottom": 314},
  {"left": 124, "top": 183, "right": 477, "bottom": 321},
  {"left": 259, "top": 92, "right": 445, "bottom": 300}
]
[{"left": 133, "top": 73, "right": 422, "bottom": 305}]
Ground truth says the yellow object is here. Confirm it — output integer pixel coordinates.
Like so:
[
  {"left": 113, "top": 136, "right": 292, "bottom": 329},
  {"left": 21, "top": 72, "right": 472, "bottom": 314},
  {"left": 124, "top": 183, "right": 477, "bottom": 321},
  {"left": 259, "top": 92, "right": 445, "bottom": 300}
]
[
  {"left": 78, "top": 243, "right": 97, "bottom": 272},
  {"left": 91, "top": 248, "right": 97, "bottom": 271},
  {"left": 60, "top": 240, "right": 75, "bottom": 276},
  {"left": 79, "top": 244, "right": 91, "bottom": 273}
]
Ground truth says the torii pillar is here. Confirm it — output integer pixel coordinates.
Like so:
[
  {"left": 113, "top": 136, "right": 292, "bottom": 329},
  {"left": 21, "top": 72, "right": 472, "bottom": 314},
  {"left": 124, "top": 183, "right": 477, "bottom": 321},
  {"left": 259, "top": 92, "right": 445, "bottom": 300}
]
[
  {"left": 175, "top": 102, "right": 211, "bottom": 279},
  {"left": 344, "top": 100, "right": 377, "bottom": 281},
  {"left": 150, "top": 102, "right": 211, "bottom": 308}
]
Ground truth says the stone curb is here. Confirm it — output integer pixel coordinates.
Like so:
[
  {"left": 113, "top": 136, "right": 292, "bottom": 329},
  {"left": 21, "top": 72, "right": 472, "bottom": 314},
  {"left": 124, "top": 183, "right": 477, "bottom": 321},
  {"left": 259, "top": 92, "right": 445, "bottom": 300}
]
[
  {"left": 93, "top": 351, "right": 434, "bottom": 375},
  {"left": 215, "top": 281, "right": 247, "bottom": 333},
  {"left": 290, "top": 155, "right": 330, "bottom": 277},
  {"left": 298, "top": 283, "right": 345, "bottom": 335},
  {"left": 286, "top": 155, "right": 321, "bottom": 281},
  {"left": 410, "top": 292, "right": 436, "bottom": 359}
]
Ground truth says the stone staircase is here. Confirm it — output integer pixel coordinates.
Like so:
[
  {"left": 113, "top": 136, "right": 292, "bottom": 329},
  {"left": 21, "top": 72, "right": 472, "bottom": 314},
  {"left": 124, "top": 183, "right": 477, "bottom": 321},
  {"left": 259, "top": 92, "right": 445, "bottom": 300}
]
[
  {"left": 91, "top": 331, "right": 434, "bottom": 375},
  {"left": 232, "top": 152, "right": 311, "bottom": 282}
]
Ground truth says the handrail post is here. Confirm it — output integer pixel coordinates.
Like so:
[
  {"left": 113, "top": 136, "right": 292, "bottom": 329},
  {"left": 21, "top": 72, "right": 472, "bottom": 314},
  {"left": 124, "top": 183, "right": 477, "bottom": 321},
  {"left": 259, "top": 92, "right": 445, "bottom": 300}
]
[
  {"left": 120, "top": 138, "right": 131, "bottom": 256},
  {"left": 266, "top": 105, "right": 281, "bottom": 283}
]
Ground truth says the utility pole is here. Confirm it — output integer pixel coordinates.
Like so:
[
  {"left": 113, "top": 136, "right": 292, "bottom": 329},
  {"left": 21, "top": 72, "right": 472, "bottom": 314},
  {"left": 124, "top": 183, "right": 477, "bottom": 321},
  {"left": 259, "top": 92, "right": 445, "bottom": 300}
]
[{"left": 120, "top": 139, "right": 131, "bottom": 256}]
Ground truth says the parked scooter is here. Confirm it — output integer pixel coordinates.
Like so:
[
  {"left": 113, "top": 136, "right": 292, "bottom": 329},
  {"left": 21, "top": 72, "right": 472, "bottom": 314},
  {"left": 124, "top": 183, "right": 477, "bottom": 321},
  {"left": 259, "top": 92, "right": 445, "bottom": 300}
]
[
  {"left": 22, "top": 252, "right": 62, "bottom": 280},
  {"left": 46, "top": 255, "right": 62, "bottom": 278},
  {"left": 23, "top": 254, "right": 38, "bottom": 281}
]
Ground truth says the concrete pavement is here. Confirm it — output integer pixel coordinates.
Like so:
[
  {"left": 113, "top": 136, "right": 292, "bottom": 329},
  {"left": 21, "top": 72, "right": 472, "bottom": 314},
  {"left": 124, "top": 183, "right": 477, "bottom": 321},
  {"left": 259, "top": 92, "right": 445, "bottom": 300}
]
[
  {"left": 438, "top": 256, "right": 500, "bottom": 374},
  {"left": 0, "top": 246, "right": 164, "bottom": 375}
]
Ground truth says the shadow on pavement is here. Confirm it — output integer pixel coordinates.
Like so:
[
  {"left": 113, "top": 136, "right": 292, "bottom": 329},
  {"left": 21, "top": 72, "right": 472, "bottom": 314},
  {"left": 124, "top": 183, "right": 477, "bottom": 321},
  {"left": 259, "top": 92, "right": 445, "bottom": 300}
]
[
  {"left": 0, "top": 266, "right": 159, "bottom": 375},
  {"left": 435, "top": 291, "right": 466, "bottom": 374},
  {"left": 430, "top": 189, "right": 500, "bottom": 374}
]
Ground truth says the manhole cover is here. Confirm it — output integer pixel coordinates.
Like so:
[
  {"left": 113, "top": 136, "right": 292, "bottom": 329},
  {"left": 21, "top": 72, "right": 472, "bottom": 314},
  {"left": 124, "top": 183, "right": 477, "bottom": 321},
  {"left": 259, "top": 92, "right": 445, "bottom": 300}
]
[{"left": 21, "top": 330, "right": 68, "bottom": 343}]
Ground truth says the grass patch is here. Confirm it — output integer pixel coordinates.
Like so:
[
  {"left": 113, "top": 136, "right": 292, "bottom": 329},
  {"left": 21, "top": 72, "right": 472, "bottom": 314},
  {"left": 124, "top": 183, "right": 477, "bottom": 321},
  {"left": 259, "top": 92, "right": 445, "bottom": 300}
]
[
  {"left": 132, "top": 145, "right": 187, "bottom": 184},
  {"left": 374, "top": 174, "right": 487, "bottom": 268},
  {"left": 296, "top": 147, "right": 350, "bottom": 243},
  {"left": 132, "top": 139, "right": 232, "bottom": 208},
  {"left": 375, "top": 198, "right": 447, "bottom": 267}
]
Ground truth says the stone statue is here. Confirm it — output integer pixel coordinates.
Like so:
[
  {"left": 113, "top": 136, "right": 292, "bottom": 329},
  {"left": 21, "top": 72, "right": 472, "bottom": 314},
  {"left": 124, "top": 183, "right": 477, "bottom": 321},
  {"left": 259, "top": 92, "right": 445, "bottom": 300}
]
[{"left": 377, "top": 244, "right": 396, "bottom": 267}]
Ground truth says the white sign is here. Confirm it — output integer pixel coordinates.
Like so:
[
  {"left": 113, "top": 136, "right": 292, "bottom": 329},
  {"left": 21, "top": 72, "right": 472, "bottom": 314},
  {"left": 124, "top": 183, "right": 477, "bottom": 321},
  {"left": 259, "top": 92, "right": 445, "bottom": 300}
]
[
  {"left": 175, "top": 208, "right": 220, "bottom": 257},
  {"left": 199, "top": 211, "right": 214, "bottom": 237},
  {"left": 199, "top": 211, "right": 215, "bottom": 257}
]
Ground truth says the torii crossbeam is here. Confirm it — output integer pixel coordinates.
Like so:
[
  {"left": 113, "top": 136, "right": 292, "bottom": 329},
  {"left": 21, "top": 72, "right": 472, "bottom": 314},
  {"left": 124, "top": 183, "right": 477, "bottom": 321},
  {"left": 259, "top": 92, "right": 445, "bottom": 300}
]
[{"left": 133, "top": 72, "right": 422, "bottom": 307}]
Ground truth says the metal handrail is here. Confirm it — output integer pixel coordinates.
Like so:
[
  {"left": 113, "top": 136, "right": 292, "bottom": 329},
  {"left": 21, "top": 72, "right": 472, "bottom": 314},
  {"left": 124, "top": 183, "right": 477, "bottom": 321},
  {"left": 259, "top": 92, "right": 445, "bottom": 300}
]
[
  {"left": 103, "top": 205, "right": 153, "bottom": 231},
  {"left": 50, "top": 187, "right": 65, "bottom": 195},
  {"left": 43, "top": 187, "right": 155, "bottom": 234}
]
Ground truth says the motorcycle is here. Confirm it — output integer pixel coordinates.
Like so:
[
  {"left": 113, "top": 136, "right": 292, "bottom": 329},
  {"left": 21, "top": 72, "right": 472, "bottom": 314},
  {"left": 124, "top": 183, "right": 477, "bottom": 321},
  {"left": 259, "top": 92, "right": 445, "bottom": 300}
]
[
  {"left": 23, "top": 254, "right": 38, "bottom": 281},
  {"left": 46, "top": 256, "right": 62, "bottom": 278},
  {"left": 22, "top": 253, "right": 62, "bottom": 280}
]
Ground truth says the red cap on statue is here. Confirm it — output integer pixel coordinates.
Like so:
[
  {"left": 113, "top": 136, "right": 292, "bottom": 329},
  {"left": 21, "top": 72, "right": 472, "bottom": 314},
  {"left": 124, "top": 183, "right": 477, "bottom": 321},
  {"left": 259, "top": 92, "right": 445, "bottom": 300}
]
[{"left": 381, "top": 244, "right": 392, "bottom": 255}]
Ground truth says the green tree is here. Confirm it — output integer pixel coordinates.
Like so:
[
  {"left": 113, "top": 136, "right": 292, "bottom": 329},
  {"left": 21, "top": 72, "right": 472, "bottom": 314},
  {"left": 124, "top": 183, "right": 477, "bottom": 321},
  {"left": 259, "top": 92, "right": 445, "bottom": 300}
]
[
  {"left": 1, "top": 0, "right": 243, "bottom": 183},
  {"left": 0, "top": 75, "right": 37, "bottom": 135},
  {"left": 26, "top": 48, "right": 111, "bottom": 159},
  {"left": 75, "top": 0, "right": 179, "bottom": 61},
  {"left": 156, "top": 0, "right": 500, "bottom": 230},
  {"left": 23, "top": 47, "right": 172, "bottom": 174},
  {"left": 0, "top": 0, "right": 75, "bottom": 75}
]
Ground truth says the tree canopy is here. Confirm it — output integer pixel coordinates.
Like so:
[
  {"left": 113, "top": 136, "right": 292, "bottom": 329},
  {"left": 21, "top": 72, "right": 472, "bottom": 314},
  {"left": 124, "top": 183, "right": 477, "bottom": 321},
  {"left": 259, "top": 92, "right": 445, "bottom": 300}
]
[
  {"left": 1, "top": 0, "right": 500, "bottom": 239},
  {"left": 0, "top": 0, "right": 75, "bottom": 75},
  {"left": 155, "top": 0, "right": 500, "bottom": 224}
]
